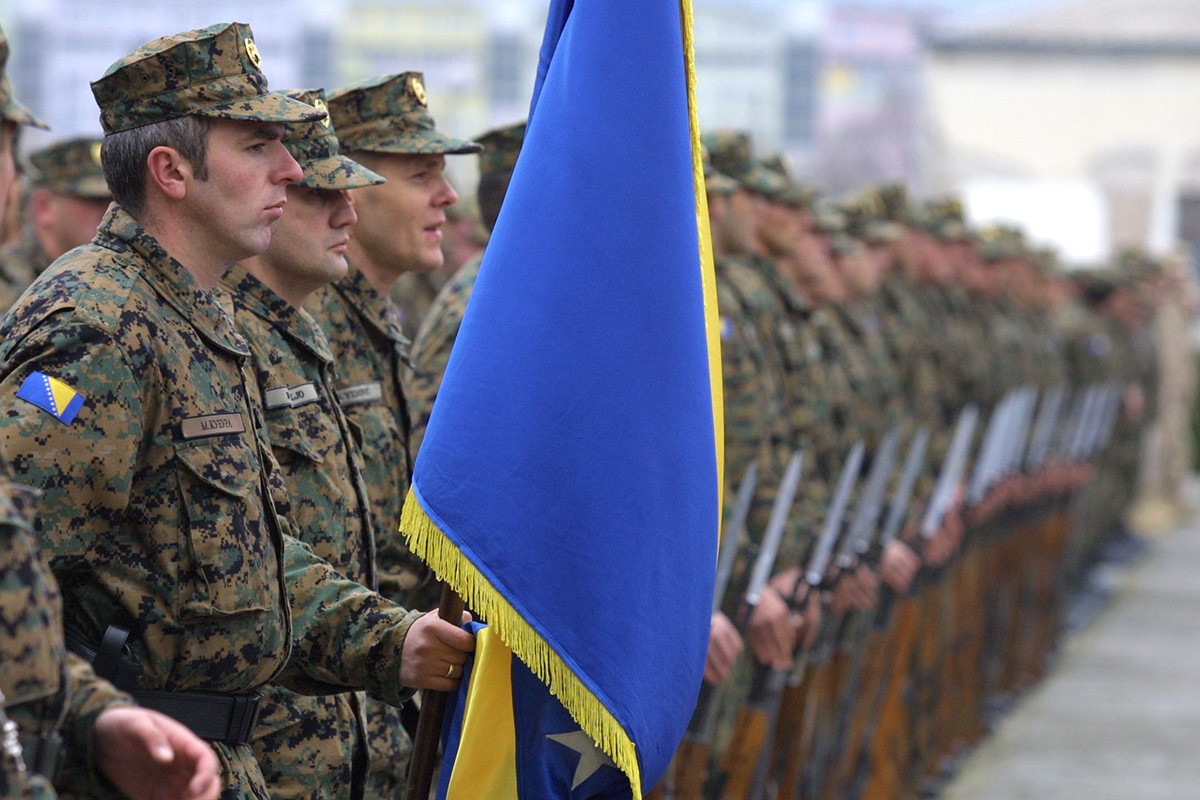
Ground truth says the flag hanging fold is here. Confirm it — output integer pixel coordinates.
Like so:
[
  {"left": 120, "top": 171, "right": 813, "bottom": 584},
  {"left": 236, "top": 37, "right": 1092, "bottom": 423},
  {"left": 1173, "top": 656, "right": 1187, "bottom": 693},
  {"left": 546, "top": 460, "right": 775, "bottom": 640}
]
[{"left": 400, "top": 0, "right": 722, "bottom": 796}]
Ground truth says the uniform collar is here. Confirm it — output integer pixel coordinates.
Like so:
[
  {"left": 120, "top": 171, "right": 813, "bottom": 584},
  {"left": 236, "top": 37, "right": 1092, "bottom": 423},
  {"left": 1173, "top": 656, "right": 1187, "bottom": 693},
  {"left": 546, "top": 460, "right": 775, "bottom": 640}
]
[
  {"left": 97, "top": 205, "right": 249, "bottom": 357},
  {"left": 222, "top": 263, "right": 333, "bottom": 364}
]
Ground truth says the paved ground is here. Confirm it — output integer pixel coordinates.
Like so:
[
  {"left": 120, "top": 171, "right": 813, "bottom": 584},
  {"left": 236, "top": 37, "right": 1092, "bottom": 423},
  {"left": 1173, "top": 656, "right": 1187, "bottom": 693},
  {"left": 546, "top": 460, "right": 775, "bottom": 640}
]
[{"left": 940, "top": 504, "right": 1200, "bottom": 800}]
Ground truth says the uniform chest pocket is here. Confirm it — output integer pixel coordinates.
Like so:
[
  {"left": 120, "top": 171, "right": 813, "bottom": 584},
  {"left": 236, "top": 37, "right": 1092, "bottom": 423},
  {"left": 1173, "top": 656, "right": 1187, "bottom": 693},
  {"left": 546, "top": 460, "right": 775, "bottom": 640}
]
[
  {"left": 174, "top": 437, "right": 276, "bottom": 620},
  {"left": 265, "top": 404, "right": 341, "bottom": 466}
]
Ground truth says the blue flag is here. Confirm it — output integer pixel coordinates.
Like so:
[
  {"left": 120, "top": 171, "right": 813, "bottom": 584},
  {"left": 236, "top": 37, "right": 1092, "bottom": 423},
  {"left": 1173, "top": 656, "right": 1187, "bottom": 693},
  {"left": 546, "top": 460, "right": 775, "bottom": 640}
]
[{"left": 401, "top": 0, "right": 723, "bottom": 796}]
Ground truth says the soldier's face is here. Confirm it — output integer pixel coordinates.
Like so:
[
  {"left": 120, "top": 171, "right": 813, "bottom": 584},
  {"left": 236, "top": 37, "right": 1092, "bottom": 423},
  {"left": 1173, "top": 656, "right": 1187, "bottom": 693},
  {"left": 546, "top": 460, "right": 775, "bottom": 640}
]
[
  {"left": 349, "top": 153, "right": 459, "bottom": 279},
  {"left": 33, "top": 190, "right": 111, "bottom": 260},
  {"left": 253, "top": 185, "right": 357, "bottom": 307},
  {"left": 186, "top": 119, "right": 303, "bottom": 266}
]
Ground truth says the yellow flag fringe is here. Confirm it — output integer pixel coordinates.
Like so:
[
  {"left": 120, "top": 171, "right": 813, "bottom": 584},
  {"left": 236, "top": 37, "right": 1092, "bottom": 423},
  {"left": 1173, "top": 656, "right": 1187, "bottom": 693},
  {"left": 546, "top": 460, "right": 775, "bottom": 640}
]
[{"left": 401, "top": 491, "right": 646, "bottom": 800}]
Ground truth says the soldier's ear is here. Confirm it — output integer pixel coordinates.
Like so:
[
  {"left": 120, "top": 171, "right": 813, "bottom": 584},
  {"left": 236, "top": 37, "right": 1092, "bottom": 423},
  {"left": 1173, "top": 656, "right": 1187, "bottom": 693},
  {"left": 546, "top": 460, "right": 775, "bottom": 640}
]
[{"left": 145, "top": 145, "right": 190, "bottom": 202}]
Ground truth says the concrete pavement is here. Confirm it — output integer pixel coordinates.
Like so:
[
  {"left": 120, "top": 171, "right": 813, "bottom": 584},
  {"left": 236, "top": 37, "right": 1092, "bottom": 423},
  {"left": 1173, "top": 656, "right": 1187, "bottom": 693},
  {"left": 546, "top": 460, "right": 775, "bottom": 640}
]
[{"left": 940, "top": 503, "right": 1200, "bottom": 800}]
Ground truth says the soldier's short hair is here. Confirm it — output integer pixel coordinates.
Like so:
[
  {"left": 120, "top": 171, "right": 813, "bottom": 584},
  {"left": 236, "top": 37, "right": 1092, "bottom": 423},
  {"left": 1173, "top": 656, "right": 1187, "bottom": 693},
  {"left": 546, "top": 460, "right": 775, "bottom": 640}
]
[{"left": 101, "top": 115, "right": 214, "bottom": 216}]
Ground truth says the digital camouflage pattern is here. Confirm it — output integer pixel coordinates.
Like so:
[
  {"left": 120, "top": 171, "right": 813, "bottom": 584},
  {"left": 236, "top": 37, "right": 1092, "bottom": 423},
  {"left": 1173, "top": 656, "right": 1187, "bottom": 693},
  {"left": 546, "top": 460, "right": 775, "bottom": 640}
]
[
  {"left": 90, "top": 22, "right": 325, "bottom": 134},
  {"left": 0, "top": 466, "right": 133, "bottom": 798},
  {"left": 220, "top": 265, "right": 409, "bottom": 800},
  {"left": 0, "top": 26, "right": 46, "bottom": 129},
  {"left": 0, "top": 206, "right": 421, "bottom": 799},
  {"left": 305, "top": 270, "right": 437, "bottom": 611},
  {"left": 28, "top": 137, "right": 110, "bottom": 199},
  {"left": 0, "top": 229, "right": 51, "bottom": 316},
  {"left": 475, "top": 121, "right": 526, "bottom": 180},
  {"left": 405, "top": 252, "right": 482, "bottom": 456},
  {"left": 701, "top": 129, "right": 785, "bottom": 197},
  {"left": 328, "top": 72, "right": 481, "bottom": 155},
  {"left": 281, "top": 89, "right": 383, "bottom": 191}
]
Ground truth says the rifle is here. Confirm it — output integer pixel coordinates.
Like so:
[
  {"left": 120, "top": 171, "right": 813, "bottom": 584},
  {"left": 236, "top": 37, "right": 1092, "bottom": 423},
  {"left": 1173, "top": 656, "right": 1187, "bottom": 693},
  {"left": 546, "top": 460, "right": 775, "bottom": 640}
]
[
  {"left": 664, "top": 459, "right": 758, "bottom": 800},
  {"left": 764, "top": 441, "right": 867, "bottom": 800},
  {"left": 717, "top": 441, "right": 863, "bottom": 800},
  {"left": 840, "top": 427, "right": 931, "bottom": 800},
  {"left": 837, "top": 426, "right": 902, "bottom": 573},
  {"left": 920, "top": 404, "right": 979, "bottom": 540},
  {"left": 700, "top": 450, "right": 803, "bottom": 800},
  {"left": 1024, "top": 385, "right": 1067, "bottom": 472}
]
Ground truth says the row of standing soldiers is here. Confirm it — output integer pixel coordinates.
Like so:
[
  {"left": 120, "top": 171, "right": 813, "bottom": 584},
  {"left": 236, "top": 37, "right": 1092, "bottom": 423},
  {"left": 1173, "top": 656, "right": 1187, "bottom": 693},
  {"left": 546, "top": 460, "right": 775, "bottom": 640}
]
[
  {"left": 0, "top": 15, "right": 1169, "bottom": 800},
  {"left": 639, "top": 130, "right": 1163, "bottom": 800}
]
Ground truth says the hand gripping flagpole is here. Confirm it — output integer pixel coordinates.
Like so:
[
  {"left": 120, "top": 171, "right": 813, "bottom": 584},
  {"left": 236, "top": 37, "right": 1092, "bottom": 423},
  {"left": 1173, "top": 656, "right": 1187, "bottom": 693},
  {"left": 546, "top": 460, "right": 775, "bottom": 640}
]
[{"left": 405, "top": 585, "right": 465, "bottom": 800}]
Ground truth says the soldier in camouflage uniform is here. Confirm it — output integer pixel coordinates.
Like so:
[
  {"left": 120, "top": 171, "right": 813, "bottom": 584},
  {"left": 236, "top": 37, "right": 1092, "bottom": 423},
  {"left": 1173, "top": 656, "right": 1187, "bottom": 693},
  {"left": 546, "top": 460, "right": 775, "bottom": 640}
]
[
  {"left": 406, "top": 120, "right": 525, "bottom": 456},
  {"left": 0, "top": 24, "right": 474, "bottom": 800},
  {"left": 307, "top": 74, "right": 481, "bottom": 619},
  {"left": 0, "top": 27, "right": 48, "bottom": 315},
  {"left": 218, "top": 89, "right": 412, "bottom": 800},
  {"left": 0, "top": 24, "right": 222, "bottom": 800},
  {"left": 0, "top": 456, "right": 224, "bottom": 800},
  {"left": 0, "top": 137, "right": 112, "bottom": 316}
]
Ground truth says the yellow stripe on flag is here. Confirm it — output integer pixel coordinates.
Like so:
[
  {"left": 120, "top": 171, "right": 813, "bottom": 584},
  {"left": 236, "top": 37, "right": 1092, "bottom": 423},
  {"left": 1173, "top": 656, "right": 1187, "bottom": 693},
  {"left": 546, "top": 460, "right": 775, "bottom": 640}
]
[
  {"left": 445, "top": 628, "right": 520, "bottom": 800},
  {"left": 47, "top": 376, "right": 76, "bottom": 418}
]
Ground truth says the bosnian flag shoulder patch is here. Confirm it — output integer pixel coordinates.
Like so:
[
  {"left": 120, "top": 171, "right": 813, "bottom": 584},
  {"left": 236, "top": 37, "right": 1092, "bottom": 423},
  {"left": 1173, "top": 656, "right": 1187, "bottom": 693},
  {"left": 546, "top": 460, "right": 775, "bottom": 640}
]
[{"left": 17, "top": 371, "right": 86, "bottom": 424}]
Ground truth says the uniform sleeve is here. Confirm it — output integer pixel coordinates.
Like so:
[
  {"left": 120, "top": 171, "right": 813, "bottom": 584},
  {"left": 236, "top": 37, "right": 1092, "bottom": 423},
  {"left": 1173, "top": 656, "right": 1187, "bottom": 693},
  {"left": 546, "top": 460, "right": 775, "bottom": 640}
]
[
  {"left": 275, "top": 534, "right": 422, "bottom": 707},
  {"left": 0, "top": 321, "right": 142, "bottom": 591}
]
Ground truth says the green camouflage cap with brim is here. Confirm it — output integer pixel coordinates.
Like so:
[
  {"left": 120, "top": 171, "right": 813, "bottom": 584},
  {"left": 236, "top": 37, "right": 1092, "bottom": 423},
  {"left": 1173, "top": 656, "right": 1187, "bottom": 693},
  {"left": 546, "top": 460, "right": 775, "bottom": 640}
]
[
  {"left": 811, "top": 199, "right": 847, "bottom": 236},
  {"left": 91, "top": 22, "right": 326, "bottom": 135},
  {"left": 475, "top": 120, "right": 526, "bottom": 180},
  {"left": 700, "top": 143, "right": 739, "bottom": 196},
  {"left": 282, "top": 89, "right": 383, "bottom": 191},
  {"left": 977, "top": 224, "right": 1026, "bottom": 262},
  {"left": 328, "top": 72, "right": 481, "bottom": 155},
  {"left": 702, "top": 129, "right": 785, "bottom": 197},
  {"left": 760, "top": 154, "right": 814, "bottom": 209},
  {"left": 28, "top": 137, "right": 111, "bottom": 199},
  {"left": 0, "top": 27, "right": 47, "bottom": 129}
]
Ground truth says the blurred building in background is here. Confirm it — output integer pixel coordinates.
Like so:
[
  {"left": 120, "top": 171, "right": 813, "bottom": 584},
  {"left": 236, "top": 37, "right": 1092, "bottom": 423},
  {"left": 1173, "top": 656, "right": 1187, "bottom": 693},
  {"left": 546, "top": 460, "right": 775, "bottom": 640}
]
[
  {"left": 2, "top": 0, "right": 1198, "bottom": 263},
  {"left": 923, "top": 0, "right": 1200, "bottom": 264}
]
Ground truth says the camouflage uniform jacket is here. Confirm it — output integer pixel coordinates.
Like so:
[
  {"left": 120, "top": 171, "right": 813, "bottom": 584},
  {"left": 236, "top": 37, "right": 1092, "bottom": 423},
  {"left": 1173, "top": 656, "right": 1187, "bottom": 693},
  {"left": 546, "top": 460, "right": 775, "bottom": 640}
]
[
  {"left": 306, "top": 267, "right": 435, "bottom": 611},
  {"left": 0, "top": 470, "right": 132, "bottom": 798},
  {"left": 221, "top": 267, "right": 410, "bottom": 799},
  {"left": 722, "top": 254, "right": 839, "bottom": 571},
  {"left": 0, "top": 228, "right": 50, "bottom": 317},
  {"left": 405, "top": 252, "right": 482, "bottom": 457},
  {"left": 0, "top": 207, "right": 421, "bottom": 799}
]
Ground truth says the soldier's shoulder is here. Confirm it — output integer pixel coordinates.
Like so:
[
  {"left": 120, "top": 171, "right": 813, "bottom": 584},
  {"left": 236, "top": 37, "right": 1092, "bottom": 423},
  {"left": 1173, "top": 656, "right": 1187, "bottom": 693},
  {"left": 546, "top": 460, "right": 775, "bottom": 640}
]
[{"left": 1, "top": 245, "right": 147, "bottom": 346}]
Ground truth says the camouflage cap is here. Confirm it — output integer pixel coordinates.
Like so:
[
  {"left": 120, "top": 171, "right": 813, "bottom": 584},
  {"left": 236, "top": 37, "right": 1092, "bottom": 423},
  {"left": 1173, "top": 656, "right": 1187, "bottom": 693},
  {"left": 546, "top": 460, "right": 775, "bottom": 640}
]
[
  {"left": 28, "top": 137, "right": 111, "bottom": 199},
  {"left": 90, "top": 22, "right": 326, "bottom": 134},
  {"left": 0, "top": 26, "right": 47, "bottom": 129},
  {"left": 328, "top": 72, "right": 481, "bottom": 155},
  {"left": 760, "top": 154, "right": 814, "bottom": 208},
  {"left": 700, "top": 143, "right": 738, "bottom": 196},
  {"left": 475, "top": 120, "right": 526, "bottom": 180},
  {"left": 281, "top": 89, "right": 383, "bottom": 191},
  {"left": 977, "top": 224, "right": 1026, "bottom": 262},
  {"left": 701, "top": 129, "right": 785, "bottom": 197}
]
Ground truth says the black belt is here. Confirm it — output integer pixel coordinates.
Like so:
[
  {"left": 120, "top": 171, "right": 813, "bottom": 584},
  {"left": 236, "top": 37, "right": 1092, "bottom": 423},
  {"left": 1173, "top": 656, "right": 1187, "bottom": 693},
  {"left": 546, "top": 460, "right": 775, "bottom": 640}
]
[
  {"left": 130, "top": 688, "right": 262, "bottom": 746},
  {"left": 68, "top": 623, "right": 262, "bottom": 746}
]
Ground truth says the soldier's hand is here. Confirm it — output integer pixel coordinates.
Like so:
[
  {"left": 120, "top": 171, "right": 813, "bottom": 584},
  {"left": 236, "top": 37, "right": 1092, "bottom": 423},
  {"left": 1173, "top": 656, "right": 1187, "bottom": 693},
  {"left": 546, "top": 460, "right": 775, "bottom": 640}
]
[
  {"left": 880, "top": 540, "right": 920, "bottom": 593},
  {"left": 705, "top": 612, "right": 744, "bottom": 684},
  {"left": 399, "top": 610, "right": 476, "bottom": 691},
  {"left": 93, "top": 706, "right": 221, "bottom": 800},
  {"left": 746, "top": 585, "right": 796, "bottom": 670}
]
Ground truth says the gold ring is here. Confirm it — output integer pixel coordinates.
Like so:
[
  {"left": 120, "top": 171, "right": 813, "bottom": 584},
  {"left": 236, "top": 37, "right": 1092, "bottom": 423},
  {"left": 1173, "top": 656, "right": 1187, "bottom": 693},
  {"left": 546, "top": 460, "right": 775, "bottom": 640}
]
[{"left": 445, "top": 664, "right": 455, "bottom": 678}]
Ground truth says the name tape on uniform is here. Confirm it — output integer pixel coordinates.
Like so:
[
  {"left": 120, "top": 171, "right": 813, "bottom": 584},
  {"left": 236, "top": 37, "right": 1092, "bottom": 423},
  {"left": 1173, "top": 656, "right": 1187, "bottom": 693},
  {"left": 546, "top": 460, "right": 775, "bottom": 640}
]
[
  {"left": 263, "top": 382, "right": 320, "bottom": 410},
  {"left": 180, "top": 413, "right": 247, "bottom": 440},
  {"left": 339, "top": 381, "right": 383, "bottom": 407}
]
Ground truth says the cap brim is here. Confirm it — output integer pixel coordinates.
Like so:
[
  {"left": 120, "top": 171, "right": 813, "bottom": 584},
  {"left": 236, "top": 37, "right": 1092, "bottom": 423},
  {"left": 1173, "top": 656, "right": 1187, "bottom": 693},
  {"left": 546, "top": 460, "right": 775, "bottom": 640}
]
[
  {"left": 358, "top": 132, "right": 482, "bottom": 156},
  {"left": 298, "top": 154, "right": 385, "bottom": 190},
  {"left": 3, "top": 99, "right": 48, "bottom": 130},
  {"left": 60, "top": 175, "right": 113, "bottom": 199},
  {"left": 194, "top": 91, "right": 327, "bottom": 126}
]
